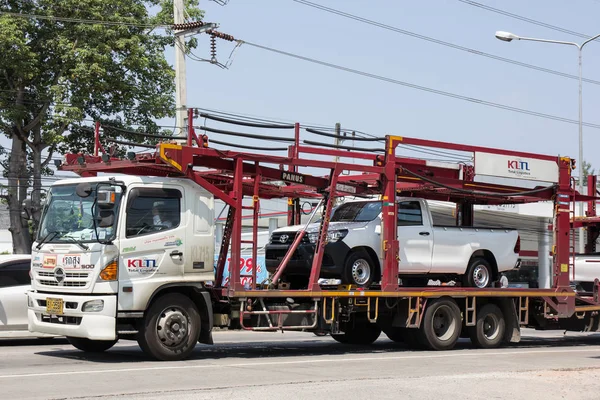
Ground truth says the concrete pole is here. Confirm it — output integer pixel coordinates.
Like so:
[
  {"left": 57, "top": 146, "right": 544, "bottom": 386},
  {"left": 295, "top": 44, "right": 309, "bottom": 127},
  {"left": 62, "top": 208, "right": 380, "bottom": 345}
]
[
  {"left": 537, "top": 217, "right": 552, "bottom": 289},
  {"left": 268, "top": 218, "right": 278, "bottom": 236},
  {"left": 334, "top": 122, "right": 341, "bottom": 163},
  {"left": 174, "top": 0, "right": 187, "bottom": 139}
]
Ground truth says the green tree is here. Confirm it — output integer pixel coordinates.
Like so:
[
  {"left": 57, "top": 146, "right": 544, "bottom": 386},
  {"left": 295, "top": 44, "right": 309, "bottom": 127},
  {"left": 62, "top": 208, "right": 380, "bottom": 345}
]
[
  {"left": 582, "top": 160, "right": 595, "bottom": 185},
  {"left": 0, "top": 0, "right": 202, "bottom": 253}
]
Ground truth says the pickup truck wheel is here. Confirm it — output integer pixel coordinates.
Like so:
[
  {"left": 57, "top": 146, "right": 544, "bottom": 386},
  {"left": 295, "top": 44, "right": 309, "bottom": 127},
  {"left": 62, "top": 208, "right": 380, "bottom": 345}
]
[
  {"left": 468, "top": 304, "right": 505, "bottom": 349},
  {"left": 137, "top": 293, "right": 201, "bottom": 361},
  {"left": 342, "top": 251, "right": 375, "bottom": 288},
  {"left": 67, "top": 337, "right": 118, "bottom": 353},
  {"left": 463, "top": 257, "right": 493, "bottom": 288},
  {"left": 421, "top": 298, "right": 461, "bottom": 350}
]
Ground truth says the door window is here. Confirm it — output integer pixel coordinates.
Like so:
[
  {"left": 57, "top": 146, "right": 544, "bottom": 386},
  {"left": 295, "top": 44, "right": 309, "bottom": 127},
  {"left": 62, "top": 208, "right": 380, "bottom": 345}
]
[
  {"left": 125, "top": 188, "right": 182, "bottom": 238},
  {"left": 0, "top": 261, "right": 31, "bottom": 288},
  {"left": 397, "top": 201, "right": 423, "bottom": 226}
]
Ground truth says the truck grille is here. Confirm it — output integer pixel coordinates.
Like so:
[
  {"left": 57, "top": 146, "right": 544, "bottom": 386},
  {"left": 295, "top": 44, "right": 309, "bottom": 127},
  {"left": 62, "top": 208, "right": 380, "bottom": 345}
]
[
  {"left": 36, "top": 270, "right": 91, "bottom": 288},
  {"left": 271, "top": 232, "right": 311, "bottom": 244},
  {"left": 40, "top": 314, "right": 82, "bottom": 325}
]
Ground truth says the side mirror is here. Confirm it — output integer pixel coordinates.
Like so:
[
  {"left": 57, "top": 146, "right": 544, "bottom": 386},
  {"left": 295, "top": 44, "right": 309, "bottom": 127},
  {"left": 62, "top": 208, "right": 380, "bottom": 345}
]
[
  {"left": 96, "top": 210, "right": 115, "bottom": 228},
  {"left": 76, "top": 183, "right": 93, "bottom": 198}
]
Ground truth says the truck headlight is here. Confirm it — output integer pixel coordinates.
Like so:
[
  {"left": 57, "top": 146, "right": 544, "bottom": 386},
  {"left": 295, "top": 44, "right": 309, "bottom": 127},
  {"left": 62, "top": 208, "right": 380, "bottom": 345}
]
[
  {"left": 327, "top": 229, "right": 348, "bottom": 243},
  {"left": 82, "top": 299, "right": 104, "bottom": 312},
  {"left": 308, "top": 230, "right": 348, "bottom": 244}
]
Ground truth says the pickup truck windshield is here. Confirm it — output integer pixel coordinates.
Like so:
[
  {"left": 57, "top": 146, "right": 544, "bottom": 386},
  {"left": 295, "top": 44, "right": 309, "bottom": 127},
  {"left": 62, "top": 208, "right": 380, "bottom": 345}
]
[
  {"left": 330, "top": 201, "right": 382, "bottom": 222},
  {"left": 37, "top": 184, "right": 122, "bottom": 243}
]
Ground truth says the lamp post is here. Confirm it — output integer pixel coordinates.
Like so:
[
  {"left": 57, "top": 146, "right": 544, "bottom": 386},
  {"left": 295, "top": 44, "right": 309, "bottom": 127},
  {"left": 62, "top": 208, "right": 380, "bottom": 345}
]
[{"left": 496, "top": 30, "right": 600, "bottom": 253}]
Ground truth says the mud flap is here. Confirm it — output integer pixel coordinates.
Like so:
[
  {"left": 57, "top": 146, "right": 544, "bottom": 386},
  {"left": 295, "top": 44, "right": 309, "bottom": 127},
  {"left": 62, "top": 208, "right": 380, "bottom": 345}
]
[
  {"left": 497, "top": 298, "right": 520, "bottom": 343},
  {"left": 196, "top": 290, "right": 214, "bottom": 345}
]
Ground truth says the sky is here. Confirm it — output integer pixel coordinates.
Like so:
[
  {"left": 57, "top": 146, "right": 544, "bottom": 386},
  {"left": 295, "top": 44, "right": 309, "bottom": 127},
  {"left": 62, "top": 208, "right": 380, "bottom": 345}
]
[
  {"left": 5, "top": 0, "right": 600, "bottom": 200},
  {"left": 171, "top": 0, "right": 600, "bottom": 167}
]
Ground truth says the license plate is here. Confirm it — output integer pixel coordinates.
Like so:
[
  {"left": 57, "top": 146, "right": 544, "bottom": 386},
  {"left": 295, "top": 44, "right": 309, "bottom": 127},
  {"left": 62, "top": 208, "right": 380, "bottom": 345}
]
[{"left": 46, "top": 297, "right": 64, "bottom": 315}]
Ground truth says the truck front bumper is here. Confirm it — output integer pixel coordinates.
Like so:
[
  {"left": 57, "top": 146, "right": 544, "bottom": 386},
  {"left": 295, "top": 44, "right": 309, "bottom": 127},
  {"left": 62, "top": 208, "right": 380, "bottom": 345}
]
[
  {"left": 265, "top": 241, "right": 351, "bottom": 277},
  {"left": 27, "top": 291, "right": 117, "bottom": 341}
]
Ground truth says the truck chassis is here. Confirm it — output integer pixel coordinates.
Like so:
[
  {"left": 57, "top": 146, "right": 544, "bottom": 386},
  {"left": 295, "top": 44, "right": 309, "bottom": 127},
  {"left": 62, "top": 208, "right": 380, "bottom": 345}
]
[{"left": 48, "top": 108, "right": 600, "bottom": 360}]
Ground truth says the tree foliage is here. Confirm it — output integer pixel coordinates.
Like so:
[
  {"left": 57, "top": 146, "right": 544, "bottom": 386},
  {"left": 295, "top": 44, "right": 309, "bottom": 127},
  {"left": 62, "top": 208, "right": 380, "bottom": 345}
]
[
  {"left": 0, "top": 0, "right": 202, "bottom": 253},
  {"left": 582, "top": 160, "right": 595, "bottom": 185}
]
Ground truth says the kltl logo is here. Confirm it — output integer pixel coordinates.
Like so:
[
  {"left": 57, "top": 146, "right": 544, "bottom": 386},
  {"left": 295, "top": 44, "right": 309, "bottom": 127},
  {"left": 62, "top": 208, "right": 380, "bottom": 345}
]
[
  {"left": 507, "top": 160, "right": 530, "bottom": 171},
  {"left": 127, "top": 259, "right": 157, "bottom": 268}
]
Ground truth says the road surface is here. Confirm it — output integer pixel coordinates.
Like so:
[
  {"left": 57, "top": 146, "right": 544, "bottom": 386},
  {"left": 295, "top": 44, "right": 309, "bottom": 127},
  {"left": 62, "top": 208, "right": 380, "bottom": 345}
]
[{"left": 1, "top": 329, "right": 599, "bottom": 400}]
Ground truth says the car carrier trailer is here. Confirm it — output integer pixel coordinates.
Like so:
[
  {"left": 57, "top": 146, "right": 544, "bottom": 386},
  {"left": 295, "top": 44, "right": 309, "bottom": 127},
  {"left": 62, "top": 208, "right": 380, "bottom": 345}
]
[{"left": 26, "top": 109, "right": 600, "bottom": 361}]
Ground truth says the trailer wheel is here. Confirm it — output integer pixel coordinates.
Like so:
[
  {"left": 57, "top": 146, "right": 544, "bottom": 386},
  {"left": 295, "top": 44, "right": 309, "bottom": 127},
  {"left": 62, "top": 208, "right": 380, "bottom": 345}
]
[
  {"left": 463, "top": 257, "right": 493, "bottom": 288},
  {"left": 421, "top": 298, "right": 461, "bottom": 350},
  {"left": 67, "top": 337, "right": 118, "bottom": 353},
  {"left": 468, "top": 304, "right": 505, "bottom": 349},
  {"left": 384, "top": 327, "right": 406, "bottom": 343},
  {"left": 137, "top": 293, "right": 201, "bottom": 361},
  {"left": 332, "top": 320, "right": 381, "bottom": 345},
  {"left": 342, "top": 251, "right": 375, "bottom": 288}
]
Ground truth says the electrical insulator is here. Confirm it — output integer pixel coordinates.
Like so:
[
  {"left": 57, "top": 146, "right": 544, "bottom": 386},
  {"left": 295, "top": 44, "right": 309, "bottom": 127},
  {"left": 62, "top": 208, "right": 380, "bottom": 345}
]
[
  {"left": 173, "top": 21, "right": 205, "bottom": 31},
  {"left": 210, "top": 35, "right": 217, "bottom": 64},
  {"left": 202, "top": 135, "right": 209, "bottom": 148}
]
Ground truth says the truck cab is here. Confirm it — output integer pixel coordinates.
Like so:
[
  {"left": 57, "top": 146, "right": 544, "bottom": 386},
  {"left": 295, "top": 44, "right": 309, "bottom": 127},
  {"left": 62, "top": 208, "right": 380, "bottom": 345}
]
[{"left": 27, "top": 175, "right": 215, "bottom": 344}]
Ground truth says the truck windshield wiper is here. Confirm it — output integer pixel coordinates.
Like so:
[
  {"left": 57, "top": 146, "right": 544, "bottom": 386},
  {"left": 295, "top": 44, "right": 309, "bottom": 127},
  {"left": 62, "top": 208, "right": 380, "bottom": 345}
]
[
  {"left": 61, "top": 236, "right": 90, "bottom": 250},
  {"left": 35, "top": 231, "right": 63, "bottom": 250}
]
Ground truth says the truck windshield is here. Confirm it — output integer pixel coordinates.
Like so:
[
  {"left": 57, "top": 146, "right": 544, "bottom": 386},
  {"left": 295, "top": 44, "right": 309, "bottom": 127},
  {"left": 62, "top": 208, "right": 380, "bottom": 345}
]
[
  {"left": 37, "top": 184, "right": 122, "bottom": 243},
  {"left": 330, "top": 201, "right": 382, "bottom": 222}
]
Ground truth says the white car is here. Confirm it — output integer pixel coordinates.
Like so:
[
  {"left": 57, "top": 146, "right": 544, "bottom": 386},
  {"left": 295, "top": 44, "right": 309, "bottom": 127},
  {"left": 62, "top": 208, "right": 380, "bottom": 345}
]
[
  {"left": 266, "top": 198, "right": 521, "bottom": 288},
  {"left": 0, "top": 254, "right": 54, "bottom": 338}
]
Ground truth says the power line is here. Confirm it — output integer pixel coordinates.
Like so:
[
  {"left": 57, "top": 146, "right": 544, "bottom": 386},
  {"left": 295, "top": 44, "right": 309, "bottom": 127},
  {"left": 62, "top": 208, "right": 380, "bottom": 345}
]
[
  {"left": 292, "top": 0, "right": 600, "bottom": 86},
  {"left": 240, "top": 41, "right": 600, "bottom": 130},
  {"left": 457, "top": 0, "right": 597, "bottom": 40},
  {"left": 0, "top": 11, "right": 168, "bottom": 29}
]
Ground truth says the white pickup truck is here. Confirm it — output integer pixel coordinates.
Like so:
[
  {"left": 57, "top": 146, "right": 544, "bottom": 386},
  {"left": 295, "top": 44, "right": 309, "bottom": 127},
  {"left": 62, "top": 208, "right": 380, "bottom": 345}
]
[
  {"left": 266, "top": 198, "right": 521, "bottom": 288},
  {"left": 571, "top": 255, "right": 600, "bottom": 292}
]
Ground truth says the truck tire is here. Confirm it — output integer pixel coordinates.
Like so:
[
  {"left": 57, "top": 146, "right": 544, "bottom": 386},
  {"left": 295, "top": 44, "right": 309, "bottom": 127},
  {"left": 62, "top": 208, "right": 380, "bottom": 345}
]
[
  {"left": 67, "top": 337, "right": 118, "bottom": 353},
  {"left": 332, "top": 319, "right": 381, "bottom": 345},
  {"left": 420, "top": 298, "right": 461, "bottom": 350},
  {"left": 137, "top": 293, "right": 201, "bottom": 361},
  {"left": 468, "top": 303, "right": 505, "bottom": 349},
  {"left": 463, "top": 257, "right": 493, "bottom": 288},
  {"left": 342, "top": 250, "right": 376, "bottom": 288},
  {"left": 384, "top": 327, "right": 406, "bottom": 343}
]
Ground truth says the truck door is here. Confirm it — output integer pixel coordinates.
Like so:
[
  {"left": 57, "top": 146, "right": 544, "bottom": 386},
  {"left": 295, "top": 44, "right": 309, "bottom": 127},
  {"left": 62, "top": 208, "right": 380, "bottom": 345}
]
[
  {"left": 396, "top": 200, "right": 433, "bottom": 273},
  {"left": 117, "top": 186, "right": 186, "bottom": 309}
]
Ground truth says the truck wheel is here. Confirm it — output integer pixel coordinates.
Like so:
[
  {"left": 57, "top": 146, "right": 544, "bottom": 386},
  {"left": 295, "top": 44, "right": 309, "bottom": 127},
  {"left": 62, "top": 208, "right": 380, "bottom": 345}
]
[
  {"left": 384, "top": 327, "right": 406, "bottom": 343},
  {"left": 67, "top": 337, "right": 118, "bottom": 353},
  {"left": 468, "top": 304, "right": 505, "bottom": 349},
  {"left": 463, "top": 257, "right": 493, "bottom": 288},
  {"left": 137, "top": 293, "right": 201, "bottom": 361},
  {"left": 342, "top": 251, "right": 376, "bottom": 288},
  {"left": 332, "top": 319, "right": 381, "bottom": 344},
  {"left": 331, "top": 333, "right": 349, "bottom": 343},
  {"left": 420, "top": 298, "right": 461, "bottom": 350}
]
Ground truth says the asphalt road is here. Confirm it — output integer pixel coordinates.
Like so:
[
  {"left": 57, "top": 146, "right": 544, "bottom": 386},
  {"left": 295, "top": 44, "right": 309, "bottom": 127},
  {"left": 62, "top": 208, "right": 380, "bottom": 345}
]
[{"left": 1, "top": 329, "right": 600, "bottom": 400}]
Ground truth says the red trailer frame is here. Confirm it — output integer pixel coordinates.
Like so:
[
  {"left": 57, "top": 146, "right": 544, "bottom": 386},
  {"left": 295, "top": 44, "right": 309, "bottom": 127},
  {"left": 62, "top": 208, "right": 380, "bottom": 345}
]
[{"left": 59, "top": 109, "right": 600, "bottom": 327}]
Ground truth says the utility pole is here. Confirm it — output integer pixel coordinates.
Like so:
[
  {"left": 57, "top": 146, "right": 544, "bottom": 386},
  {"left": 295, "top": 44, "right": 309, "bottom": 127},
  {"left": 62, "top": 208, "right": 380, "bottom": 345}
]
[
  {"left": 334, "top": 122, "right": 341, "bottom": 163},
  {"left": 174, "top": 0, "right": 187, "bottom": 139}
]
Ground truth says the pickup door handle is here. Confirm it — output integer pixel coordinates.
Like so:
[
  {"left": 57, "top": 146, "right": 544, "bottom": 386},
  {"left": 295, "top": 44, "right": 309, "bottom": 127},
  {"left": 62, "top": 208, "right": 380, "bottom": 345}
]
[
  {"left": 170, "top": 250, "right": 183, "bottom": 257},
  {"left": 419, "top": 232, "right": 430, "bottom": 236}
]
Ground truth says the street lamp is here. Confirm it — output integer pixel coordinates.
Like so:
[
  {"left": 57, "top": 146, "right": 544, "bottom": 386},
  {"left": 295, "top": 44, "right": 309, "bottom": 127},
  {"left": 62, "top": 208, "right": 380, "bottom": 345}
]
[{"left": 495, "top": 30, "right": 600, "bottom": 253}]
